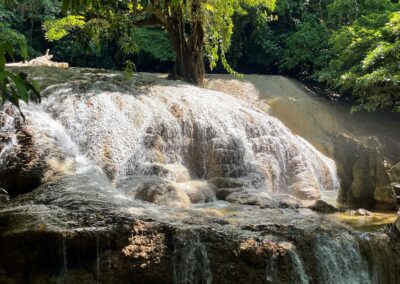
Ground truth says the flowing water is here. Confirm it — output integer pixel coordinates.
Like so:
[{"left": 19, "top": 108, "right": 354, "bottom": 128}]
[{"left": 0, "top": 67, "right": 399, "bottom": 284}]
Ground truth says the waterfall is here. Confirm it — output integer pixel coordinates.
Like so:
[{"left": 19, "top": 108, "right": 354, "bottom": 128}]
[
  {"left": 1, "top": 68, "right": 399, "bottom": 284},
  {"left": 0, "top": 68, "right": 339, "bottom": 205},
  {"left": 312, "top": 233, "right": 369, "bottom": 284},
  {"left": 172, "top": 229, "right": 212, "bottom": 284}
]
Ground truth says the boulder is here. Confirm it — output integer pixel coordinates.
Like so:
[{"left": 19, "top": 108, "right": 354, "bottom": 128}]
[
  {"left": 389, "top": 162, "right": 400, "bottom": 184},
  {"left": 177, "top": 181, "right": 216, "bottom": 203},
  {"left": 0, "top": 112, "right": 46, "bottom": 197},
  {"left": 133, "top": 178, "right": 191, "bottom": 208},
  {"left": 333, "top": 135, "right": 398, "bottom": 211},
  {"left": 225, "top": 189, "right": 277, "bottom": 209},
  {"left": 355, "top": 209, "right": 372, "bottom": 216},
  {"left": 309, "top": 200, "right": 339, "bottom": 214},
  {"left": 274, "top": 194, "right": 303, "bottom": 209}
]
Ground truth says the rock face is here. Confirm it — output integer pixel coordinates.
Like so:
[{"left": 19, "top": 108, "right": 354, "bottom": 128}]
[
  {"left": 0, "top": 108, "right": 45, "bottom": 197},
  {"left": 206, "top": 75, "right": 400, "bottom": 210},
  {"left": 0, "top": 178, "right": 399, "bottom": 284},
  {"left": 0, "top": 105, "right": 83, "bottom": 197},
  {"left": 333, "top": 135, "right": 397, "bottom": 210}
]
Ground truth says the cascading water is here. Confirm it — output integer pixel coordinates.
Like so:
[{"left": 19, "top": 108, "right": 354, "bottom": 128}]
[
  {"left": 0, "top": 67, "right": 398, "bottom": 284},
  {"left": 172, "top": 229, "right": 212, "bottom": 284},
  {"left": 0, "top": 68, "right": 338, "bottom": 205}
]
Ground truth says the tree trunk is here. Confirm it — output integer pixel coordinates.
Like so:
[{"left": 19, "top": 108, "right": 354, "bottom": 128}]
[
  {"left": 164, "top": 3, "right": 205, "bottom": 86},
  {"left": 171, "top": 38, "right": 205, "bottom": 86}
]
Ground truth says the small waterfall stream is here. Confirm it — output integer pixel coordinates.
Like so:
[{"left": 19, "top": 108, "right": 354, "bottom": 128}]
[{"left": 172, "top": 229, "right": 212, "bottom": 284}]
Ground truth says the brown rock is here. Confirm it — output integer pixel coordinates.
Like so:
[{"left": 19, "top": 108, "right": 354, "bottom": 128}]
[
  {"left": 0, "top": 113, "right": 46, "bottom": 197},
  {"left": 309, "top": 200, "right": 339, "bottom": 214},
  {"left": 134, "top": 179, "right": 191, "bottom": 208},
  {"left": 334, "top": 135, "right": 398, "bottom": 211}
]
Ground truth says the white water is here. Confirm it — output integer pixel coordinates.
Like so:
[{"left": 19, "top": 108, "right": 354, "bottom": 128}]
[
  {"left": 172, "top": 229, "right": 212, "bottom": 284},
  {"left": 0, "top": 70, "right": 340, "bottom": 204},
  {"left": 313, "top": 233, "right": 369, "bottom": 283}
]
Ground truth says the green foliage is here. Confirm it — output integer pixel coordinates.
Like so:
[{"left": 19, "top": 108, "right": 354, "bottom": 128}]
[
  {"left": 280, "top": 16, "right": 330, "bottom": 77},
  {"left": 229, "top": 0, "right": 400, "bottom": 111},
  {"left": 44, "top": 15, "right": 85, "bottom": 41},
  {"left": 203, "top": 0, "right": 276, "bottom": 73},
  {"left": 0, "top": 23, "right": 40, "bottom": 119},
  {"left": 327, "top": 0, "right": 392, "bottom": 26},
  {"left": 319, "top": 8, "right": 400, "bottom": 112},
  {"left": 132, "top": 27, "right": 174, "bottom": 62},
  {"left": 56, "top": 0, "right": 276, "bottom": 79},
  {"left": 2, "top": 0, "right": 399, "bottom": 111},
  {"left": 1, "top": 0, "right": 61, "bottom": 57}
]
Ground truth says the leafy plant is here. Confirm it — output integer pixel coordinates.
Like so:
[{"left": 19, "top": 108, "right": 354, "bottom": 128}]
[
  {"left": 0, "top": 23, "right": 40, "bottom": 119},
  {"left": 318, "top": 9, "right": 400, "bottom": 112}
]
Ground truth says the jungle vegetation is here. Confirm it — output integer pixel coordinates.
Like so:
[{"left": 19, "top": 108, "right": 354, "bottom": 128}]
[{"left": 0, "top": 0, "right": 399, "bottom": 111}]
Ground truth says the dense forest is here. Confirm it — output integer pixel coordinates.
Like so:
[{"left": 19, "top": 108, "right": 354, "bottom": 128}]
[{"left": 1, "top": 0, "right": 399, "bottom": 111}]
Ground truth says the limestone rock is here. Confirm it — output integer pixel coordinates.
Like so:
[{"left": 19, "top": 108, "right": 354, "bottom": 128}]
[
  {"left": 390, "top": 163, "right": 400, "bottom": 187},
  {"left": 274, "top": 194, "right": 303, "bottom": 209},
  {"left": 177, "top": 181, "right": 216, "bottom": 203},
  {"left": 0, "top": 112, "right": 46, "bottom": 197},
  {"left": 215, "top": 187, "right": 243, "bottom": 200},
  {"left": 355, "top": 209, "right": 372, "bottom": 216},
  {"left": 133, "top": 178, "right": 191, "bottom": 208},
  {"left": 334, "top": 135, "right": 398, "bottom": 211},
  {"left": 6, "top": 50, "right": 68, "bottom": 68},
  {"left": 309, "top": 200, "right": 339, "bottom": 214},
  {"left": 225, "top": 189, "right": 277, "bottom": 208},
  {"left": 207, "top": 75, "right": 400, "bottom": 212}
]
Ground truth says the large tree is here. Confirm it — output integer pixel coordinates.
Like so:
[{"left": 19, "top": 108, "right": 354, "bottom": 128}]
[{"left": 51, "top": 0, "right": 275, "bottom": 85}]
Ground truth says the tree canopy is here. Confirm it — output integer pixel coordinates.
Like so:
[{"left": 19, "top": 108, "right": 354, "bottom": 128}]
[{"left": 46, "top": 0, "right": 276, "bottom": 85}]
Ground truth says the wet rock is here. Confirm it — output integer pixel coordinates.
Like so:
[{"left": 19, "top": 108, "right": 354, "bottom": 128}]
[
  {"left": 209, "top": 177, "right": 249, "bottom": 189},
  {"left": 390, "top": 162, "right": 400, "bottom": 183},
  {"left": 334, "top": 135, "right": 398, "bottom": 211},
  {"left": 177, "top": 181, "right": 216, "bottom": 203},
  {"left": 274, "top": 194, "right": 303, "bottom": 209},
  {"left": 133, "top": 178, "right": 191, "bottom": 208},
  {"left": 225, "top": 190, "right": 277, "bottom": 208},
  {"left": 127, "top": 163, "right": 191, "bottom": 183},
  {"left": 309, "top": 200, "right": 339, "bottom": 214},
  {"left": 215, "top": 187, "right": 243, "bottom": 200},
  {"left": 393, "top": 182, "right": 400, "bottom": 196},
  {"left": 0, "top": 113, "right": 46, "bottom": 197},
  {"left": 1, "top": 174, "right": 400, "bottom": 284},
  {"left": 355, "top": 209, "right": 372, "bottom": 216},
  {"left": 0, "top": 189, "right": 9, "bottom": 207},
  {"left": 395, "top": 216, "right": 400, "bottom": 234}
]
